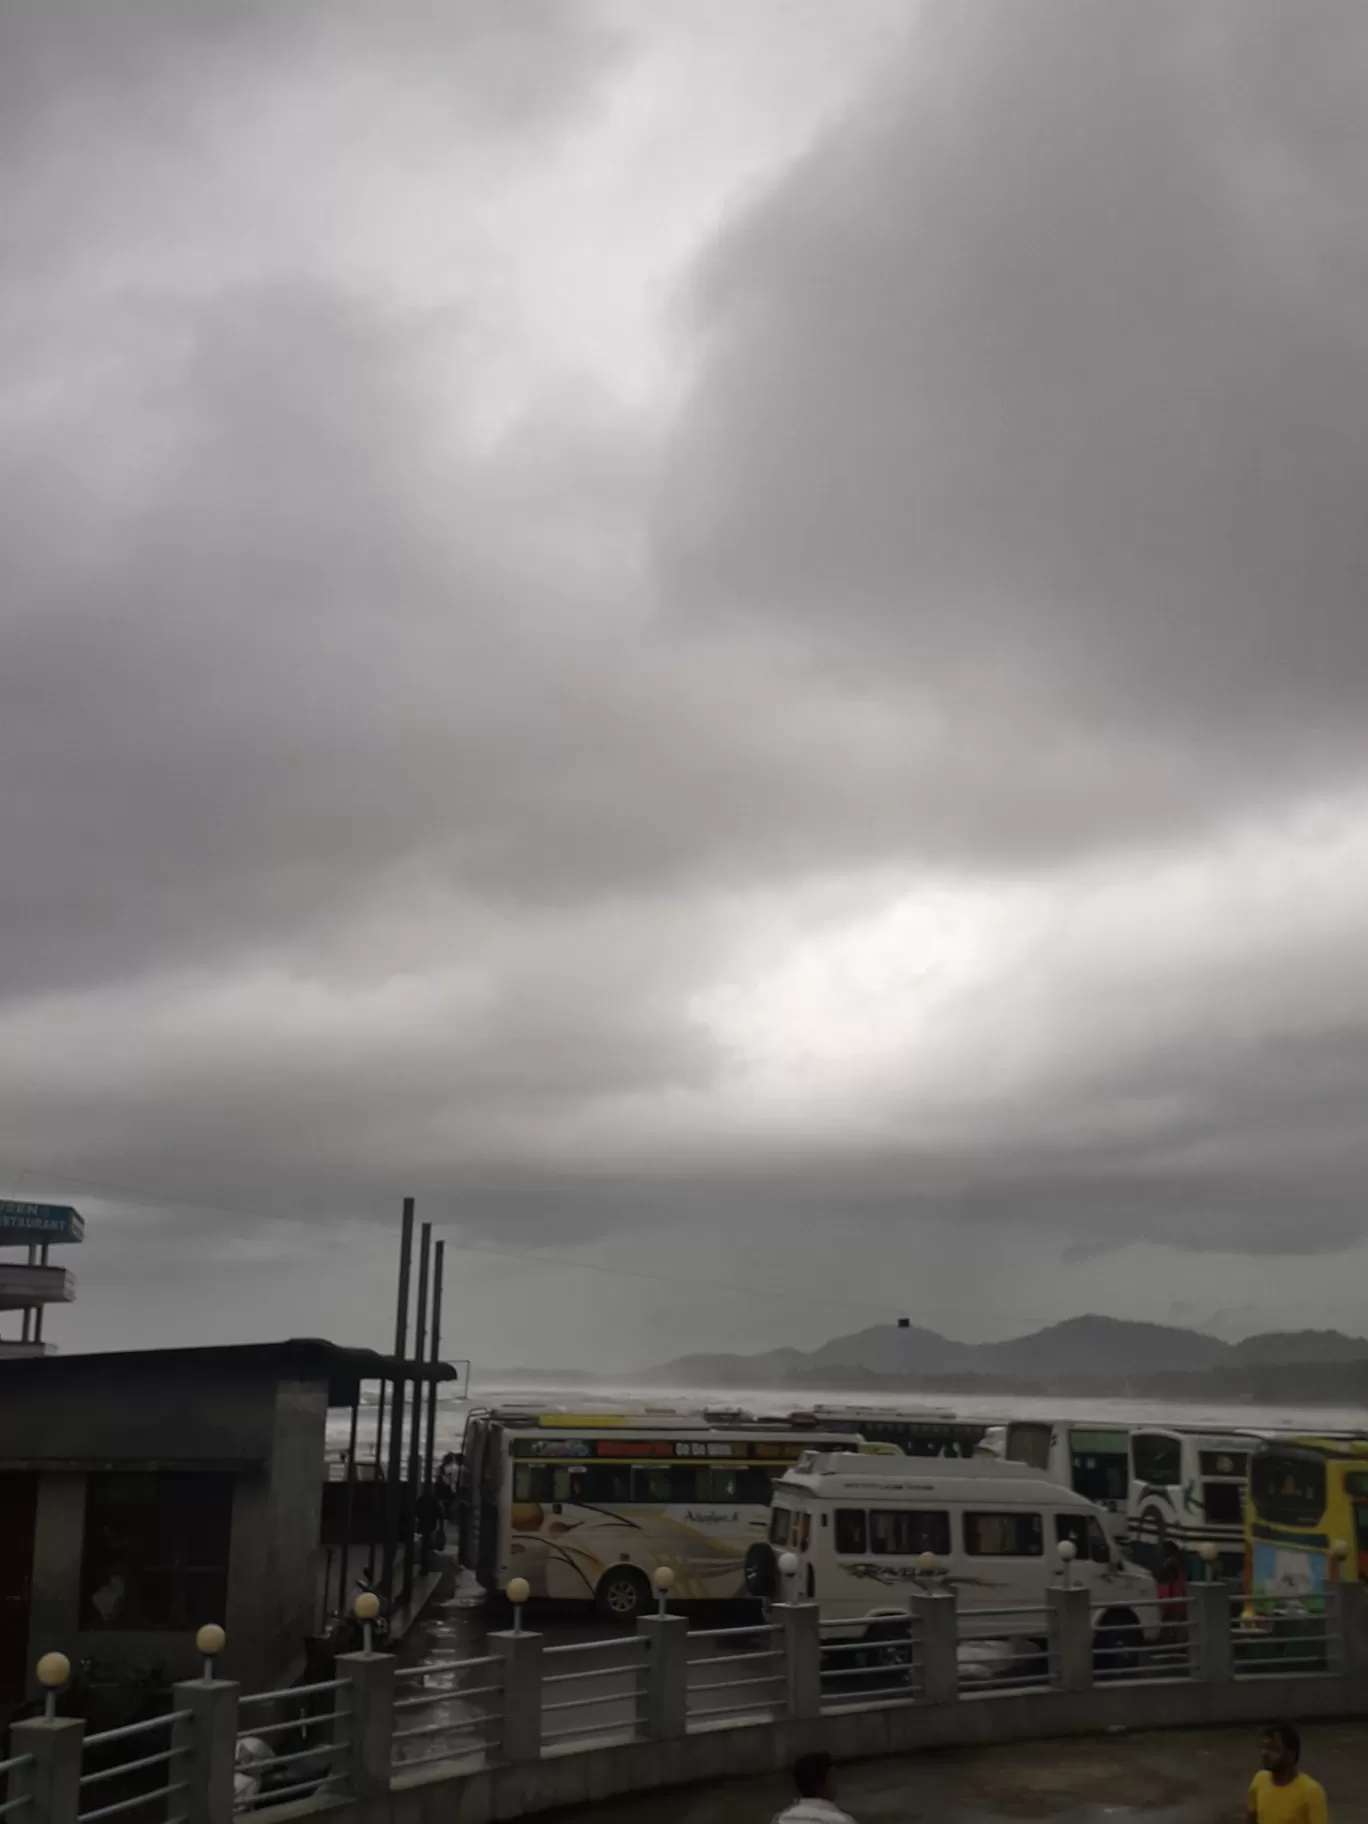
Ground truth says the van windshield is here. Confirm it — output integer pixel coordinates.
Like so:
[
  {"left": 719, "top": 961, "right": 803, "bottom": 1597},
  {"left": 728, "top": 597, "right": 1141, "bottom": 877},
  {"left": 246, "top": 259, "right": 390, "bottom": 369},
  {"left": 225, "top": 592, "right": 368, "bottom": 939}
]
[{"left": 769, "top": 1505, "right": 793, "bottom": 1546}]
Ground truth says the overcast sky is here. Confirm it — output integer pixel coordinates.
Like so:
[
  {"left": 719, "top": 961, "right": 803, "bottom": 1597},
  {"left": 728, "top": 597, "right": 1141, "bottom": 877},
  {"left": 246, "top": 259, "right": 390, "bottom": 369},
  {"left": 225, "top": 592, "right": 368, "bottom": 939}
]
[{"left": 5, "top": 0, "right": 1368, "bottom": 1372}]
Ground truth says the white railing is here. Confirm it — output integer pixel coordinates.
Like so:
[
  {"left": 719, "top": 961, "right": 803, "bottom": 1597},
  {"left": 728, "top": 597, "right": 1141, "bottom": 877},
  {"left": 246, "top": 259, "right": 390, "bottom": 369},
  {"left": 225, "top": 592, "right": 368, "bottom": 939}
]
[
  {"left": 235, "top": 1676, "right": 350, "bottom": 1809},
  {"left": 685, "top": 1622, "right": 785, "bottom": 1723},
  {"left": 390, "top": 1652, "right": 502, "bottom": 1768},
  {"left": 6, "top": 1573, "right": 1367, "bottom": 1824},
  {"left": 1230, "top": 1591, "right": 1332, "bottom": 1677},
  {"left": 0, "top": 1755, "right": 34, "bottom": 1823},
  {"left": 78, "top": 1710, "right": 189, "bottom": 1824},
  {"left": 539, "top": 1635, "right": 648, "bottom": 1748},
  {"left": 819, "top": 1614, "right": 921, "bottom": 1710}
]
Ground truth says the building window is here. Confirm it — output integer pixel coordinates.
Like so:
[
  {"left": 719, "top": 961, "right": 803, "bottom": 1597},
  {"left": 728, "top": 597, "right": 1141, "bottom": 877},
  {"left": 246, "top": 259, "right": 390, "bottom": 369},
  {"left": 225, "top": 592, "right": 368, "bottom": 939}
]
[{"left": 81, "top": 1473, "right": 233, "bottom": 1631}]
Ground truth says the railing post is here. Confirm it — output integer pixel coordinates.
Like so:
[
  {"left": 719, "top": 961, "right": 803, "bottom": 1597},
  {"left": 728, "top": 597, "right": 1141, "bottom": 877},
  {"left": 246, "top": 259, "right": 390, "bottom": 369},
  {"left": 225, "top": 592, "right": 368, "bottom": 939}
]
[
  {"left": 1190, "top": 1580, "right": 1233, "bottom": 1683},
  {"left": 1047, "top": 1585, "right": 1093, "bottom": 1692},
  {"left": 912, "top": 1589, "right": 959, "bottom": 1706},
  {"left": 636, "top": 1614, "right": 689, "bottom": 1739},
  {"left": 172, "top": 1679, "right": 239, "bottom": 1824},
  {"left": 8, "top": 1719, "right": 84, "bottom": 1824},
  {"left": 336, "top": 1650, "right": 396, "bottom": 1798},
  {"left": 772, "top": 1602, "right": 822, "bottom": 1720},
  {"left": 1326, "top": 1580, "right": 1368, "bottom": 1674},
  {"left": 489, "top": 1628, "right": 543, "bottom": 1763}
]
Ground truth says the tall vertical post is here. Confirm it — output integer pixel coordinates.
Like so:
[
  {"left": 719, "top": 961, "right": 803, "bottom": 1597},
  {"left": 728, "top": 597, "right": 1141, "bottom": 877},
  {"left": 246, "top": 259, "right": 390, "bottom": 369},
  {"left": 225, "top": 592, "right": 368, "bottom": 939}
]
[
  {"left": 33, "top": 1241, "right": 48, "bottom": 1344},
  {"left": 422, "top": 1239, "right": 445, "bottom": 1571},
  {"left": 338, "top": 1391, "right": 359, "bottom": 1617},
  {"left": 402, "top": 1222, "right": 432, "bottom": 1606},
  {"left": 8, "top": 1718, "right": 83, "bottom": 1824},
  {"left": 380, "top": 1198, "right": 415, "bottom": 1606},
  {"left": 424, "top": 1241, "right": 444, "bottom": 1490}
]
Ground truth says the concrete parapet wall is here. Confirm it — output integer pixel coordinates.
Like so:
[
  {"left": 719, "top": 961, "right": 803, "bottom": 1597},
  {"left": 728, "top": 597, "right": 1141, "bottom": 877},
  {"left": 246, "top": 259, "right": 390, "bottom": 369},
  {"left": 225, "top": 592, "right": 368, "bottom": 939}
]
[{"left": 256, "top": 1672, "right": 1368, "bottom": 1824}]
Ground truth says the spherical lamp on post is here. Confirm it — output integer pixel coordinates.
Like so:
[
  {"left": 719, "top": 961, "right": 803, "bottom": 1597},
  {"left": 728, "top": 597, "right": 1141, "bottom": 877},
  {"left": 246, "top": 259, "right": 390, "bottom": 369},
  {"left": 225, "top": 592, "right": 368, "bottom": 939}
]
[
  {"left": 506, "top": 1576, "right": 530, "bottom": 1635},
  {"left": 1198, "top": 1541, "right": 1219, "bottom": 1583},
  {"left": 354, "top": 1590, "right": 381, "bottom": 1654},
  {"left": 917, "top": 1552, "right": 940, "bottom": 1581},
  {"left": 777, "top": 1552, "right": 799, "bottom": 1595},
  {"left": 195, "top": 1624, "right": 226, "bottom": 1683},
  {"left": 652, "top": 1565, "right": 676, "bottom": 1617},
  {"left": 1057, "top": 1538, "right": 1077, "bottom": 1588},
  {"left": 36, "top": 1652, "right": 69, "bottom": 1721}
]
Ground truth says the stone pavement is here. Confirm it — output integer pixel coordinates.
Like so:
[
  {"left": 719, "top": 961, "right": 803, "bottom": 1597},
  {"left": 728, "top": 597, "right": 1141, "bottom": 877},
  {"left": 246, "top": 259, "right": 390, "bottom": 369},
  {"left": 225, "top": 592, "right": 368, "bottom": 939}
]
[{"left": 570, "top": 1722, "right": 1368, "bottom": 1824}]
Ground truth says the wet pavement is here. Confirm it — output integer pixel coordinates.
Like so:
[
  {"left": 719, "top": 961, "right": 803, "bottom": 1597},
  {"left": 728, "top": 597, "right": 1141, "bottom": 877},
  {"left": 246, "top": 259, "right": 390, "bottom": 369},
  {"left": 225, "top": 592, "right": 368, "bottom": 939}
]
[{"left": 567, "top": 1722, "right": 1368, "bottom": 1824}]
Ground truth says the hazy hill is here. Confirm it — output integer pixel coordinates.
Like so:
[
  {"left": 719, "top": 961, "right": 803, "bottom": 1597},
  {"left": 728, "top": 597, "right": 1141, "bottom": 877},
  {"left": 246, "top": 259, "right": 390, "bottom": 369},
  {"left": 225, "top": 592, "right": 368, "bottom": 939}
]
[{"left": 648, "top": 1314, "right": 1368, "bottom": 1397}]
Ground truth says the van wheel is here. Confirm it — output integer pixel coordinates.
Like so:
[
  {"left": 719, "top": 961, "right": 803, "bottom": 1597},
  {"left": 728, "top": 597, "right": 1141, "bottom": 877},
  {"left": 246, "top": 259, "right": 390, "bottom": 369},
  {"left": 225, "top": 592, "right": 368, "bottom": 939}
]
[
  {"left": 595, "top": 1566, "right": 652, "bottom": 1621},
  {"left": 1095, "top": 1608, "right": 1142, "bottom": 1678}
]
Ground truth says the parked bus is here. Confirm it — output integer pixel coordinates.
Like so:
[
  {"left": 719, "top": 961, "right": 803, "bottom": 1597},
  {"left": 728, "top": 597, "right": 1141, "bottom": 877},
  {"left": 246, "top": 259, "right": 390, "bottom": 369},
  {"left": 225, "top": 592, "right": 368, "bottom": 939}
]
[
  {"left": 1002, "top": 1420, "right": 1133, "bottom": 1525},
  {"left": 1127, "top": 1427, "right": 1253, "bottom": 1578},
  {"left": 1004, "top": 1420, "right": 1252, "bottom": 1577},
  {"left": 1245, "top": 1435, "right": 1368, "bottom": 1610},
  {"left": 455, "top": 1406, "right": 888, "bottom": 1619},
  {"left": 800, "top": 1406, "right": 991, "bottom": 1458}
]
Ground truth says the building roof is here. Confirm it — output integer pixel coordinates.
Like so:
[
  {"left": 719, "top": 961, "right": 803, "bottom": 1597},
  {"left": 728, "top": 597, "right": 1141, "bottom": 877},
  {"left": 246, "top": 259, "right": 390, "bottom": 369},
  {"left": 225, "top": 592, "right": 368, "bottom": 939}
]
[{"left": 0, "top": 1336, "right": 456, "bottom": 1407}]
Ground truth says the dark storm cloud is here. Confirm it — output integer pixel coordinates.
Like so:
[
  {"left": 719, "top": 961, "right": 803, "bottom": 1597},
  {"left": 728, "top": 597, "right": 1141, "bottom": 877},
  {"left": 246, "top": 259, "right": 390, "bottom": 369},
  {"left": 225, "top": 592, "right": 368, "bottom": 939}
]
[
  {"left": 660, "top": 0, "right": 1368, "bottom": 862},
  {"left": 3, "top": 0, "right": 1368, "bottom": 1357}
]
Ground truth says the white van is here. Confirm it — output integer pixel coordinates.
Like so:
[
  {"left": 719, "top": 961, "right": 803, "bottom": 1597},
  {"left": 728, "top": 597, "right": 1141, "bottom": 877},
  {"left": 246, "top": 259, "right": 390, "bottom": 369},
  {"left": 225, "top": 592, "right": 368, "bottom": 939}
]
[{"left": 747, "top": 1452, "right": 1160, "bottom": 1661}]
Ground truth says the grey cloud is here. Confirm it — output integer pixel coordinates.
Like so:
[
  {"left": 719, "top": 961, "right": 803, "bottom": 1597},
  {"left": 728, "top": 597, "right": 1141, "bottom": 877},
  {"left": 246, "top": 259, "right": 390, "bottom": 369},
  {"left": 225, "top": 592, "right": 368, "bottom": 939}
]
[
  {"left": 660, "top": 0, "right": 1368, "bottom": 862},
  {"left": 3, "top": 0, "right": 1368, "bottom": 1358}
]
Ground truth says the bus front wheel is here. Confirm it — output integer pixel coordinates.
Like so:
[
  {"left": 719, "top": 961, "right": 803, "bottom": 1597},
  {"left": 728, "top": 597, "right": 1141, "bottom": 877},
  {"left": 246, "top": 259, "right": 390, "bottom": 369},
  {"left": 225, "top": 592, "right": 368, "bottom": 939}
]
[{"left": 595, "top": 1566, "right": 652, "bottom": 1622}]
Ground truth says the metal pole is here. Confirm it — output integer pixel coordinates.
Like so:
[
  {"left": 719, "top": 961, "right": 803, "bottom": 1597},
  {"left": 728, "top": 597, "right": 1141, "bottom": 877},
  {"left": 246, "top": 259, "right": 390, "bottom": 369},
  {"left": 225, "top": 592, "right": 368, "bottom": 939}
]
[
  {"left": 403, "top": 1223, "right": 432, "bottom": 1606},
  {"left": 425, "top": 1240, "right": 445, "bottom": 1488},
  {"left": 380, "top": 1198, "right": 415, "bottom": 1605},
  {"left": 421, "top": 1239, "right": 445, "bottom": 1574},
  {"left": 339, "top": 1388, "right": 359, "bottom": 1618},
  {"left": 33, "top": 1242, "right": 47, "bottom": 1344},
  {"left": 366, "top": 1371, "right": 386, "bottom": 1581}
]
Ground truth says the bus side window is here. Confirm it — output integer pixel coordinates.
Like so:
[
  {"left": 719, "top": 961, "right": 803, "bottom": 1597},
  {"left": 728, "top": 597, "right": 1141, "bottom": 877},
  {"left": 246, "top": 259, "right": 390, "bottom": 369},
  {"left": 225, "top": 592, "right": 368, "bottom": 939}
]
[
  {"left": 631, "top": 1465, "right": 699, "bottom": 1504},
  {"left": 835, "top": 1509, "right": 867, "bottom": 1554},
  {"left": 740, "top": 1467, "right": 775, "bottom": 1504},
  {"left": 1132, "top": 1433, "right": 1181, "bottom": 1486},
  {"left": 513, "top": 1463, "right": 556, "bottom": 1502},
  {"left": 701, "top": 1467, "right": 739, "bottom": 1501}
]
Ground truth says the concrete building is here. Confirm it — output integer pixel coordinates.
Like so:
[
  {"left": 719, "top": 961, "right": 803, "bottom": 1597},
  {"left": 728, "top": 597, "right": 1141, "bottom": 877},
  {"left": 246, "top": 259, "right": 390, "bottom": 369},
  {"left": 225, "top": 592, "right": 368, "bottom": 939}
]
[
  {"left": 0, "top": 1338, "right": 453, "bottom": 1711},
  {"left": 0, "top": 1201, "right": 83, "bottom": 1359}
]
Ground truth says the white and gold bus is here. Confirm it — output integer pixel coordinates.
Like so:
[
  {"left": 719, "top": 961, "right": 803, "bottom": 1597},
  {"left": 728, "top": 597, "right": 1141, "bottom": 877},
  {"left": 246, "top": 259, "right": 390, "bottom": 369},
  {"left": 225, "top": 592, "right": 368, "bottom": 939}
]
[{"left": 456, "top": 1406, "right": 887, "bottom": 1619}]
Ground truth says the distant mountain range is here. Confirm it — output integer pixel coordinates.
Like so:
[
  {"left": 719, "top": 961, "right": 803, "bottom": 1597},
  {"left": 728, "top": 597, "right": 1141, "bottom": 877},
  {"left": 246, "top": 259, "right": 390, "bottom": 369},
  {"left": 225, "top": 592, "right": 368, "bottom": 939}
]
[{"left": 646, "top": 1316, "right": 1368, "bottom": 1403}]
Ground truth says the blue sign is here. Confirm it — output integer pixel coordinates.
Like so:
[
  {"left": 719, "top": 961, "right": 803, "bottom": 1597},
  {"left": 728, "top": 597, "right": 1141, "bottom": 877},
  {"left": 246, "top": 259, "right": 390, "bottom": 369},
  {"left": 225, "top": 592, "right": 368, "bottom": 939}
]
[{"left": 0, "top": 1201, "right": 84, "bottom": 1245}]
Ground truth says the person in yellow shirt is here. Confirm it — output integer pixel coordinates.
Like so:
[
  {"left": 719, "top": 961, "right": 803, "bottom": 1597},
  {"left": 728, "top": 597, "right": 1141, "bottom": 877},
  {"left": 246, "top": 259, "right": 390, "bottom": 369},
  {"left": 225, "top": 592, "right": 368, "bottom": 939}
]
[{"left": 1248, "top": 1723, "right": 1328, "bottom": 1824}]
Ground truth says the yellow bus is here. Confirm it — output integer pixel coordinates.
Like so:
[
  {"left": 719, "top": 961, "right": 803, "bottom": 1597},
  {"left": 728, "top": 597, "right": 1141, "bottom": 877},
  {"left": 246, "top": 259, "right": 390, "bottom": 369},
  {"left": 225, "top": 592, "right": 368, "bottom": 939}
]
[{"left": 1245, "top": 1436, "right": 1368, "bottom": 1608}]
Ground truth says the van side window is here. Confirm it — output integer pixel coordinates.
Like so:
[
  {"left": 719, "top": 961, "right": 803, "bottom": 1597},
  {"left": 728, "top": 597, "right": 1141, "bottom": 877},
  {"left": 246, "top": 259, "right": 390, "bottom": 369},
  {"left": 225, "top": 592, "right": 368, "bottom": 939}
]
[
  {"left": 835, "top": 1509, "right": 867, "bottom": 1554},
  {"left": 1132, "top": 1432, "right": 1182, "bottom": 1486},
  {"left": 964, "top": 1511, "right": 1043, "bottom": 1556},
  {"left": 869, "top": 1509, "right": 951, "bottom": 1556},
  {"left": 1055, "top": 1514, "right": 1111, "bottom": 1564},
  {"left": 794, "top": 1511, "right": 811, "bottom": 1553}
]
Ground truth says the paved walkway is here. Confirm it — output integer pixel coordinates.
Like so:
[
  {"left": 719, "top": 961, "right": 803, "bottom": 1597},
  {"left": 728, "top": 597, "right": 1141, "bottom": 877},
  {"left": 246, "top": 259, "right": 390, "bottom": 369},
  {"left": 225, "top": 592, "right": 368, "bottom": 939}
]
[{"left": 572, "top": 1722, "right": 1368, "bottom": 1824}]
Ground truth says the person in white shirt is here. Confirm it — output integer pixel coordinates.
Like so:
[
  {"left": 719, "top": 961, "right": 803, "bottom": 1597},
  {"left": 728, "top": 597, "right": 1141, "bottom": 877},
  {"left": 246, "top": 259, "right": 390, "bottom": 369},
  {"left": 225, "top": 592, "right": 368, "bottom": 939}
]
[{"left": 773, "top": 1751, "right": 857, "bottom": 1824}]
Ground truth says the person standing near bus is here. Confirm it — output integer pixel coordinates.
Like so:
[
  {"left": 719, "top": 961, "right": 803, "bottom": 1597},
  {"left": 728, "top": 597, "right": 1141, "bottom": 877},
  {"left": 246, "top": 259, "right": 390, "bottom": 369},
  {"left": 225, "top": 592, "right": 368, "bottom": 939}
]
[{"left": 1248, "top": 1723, "right": 1327, "bottom": 1824}]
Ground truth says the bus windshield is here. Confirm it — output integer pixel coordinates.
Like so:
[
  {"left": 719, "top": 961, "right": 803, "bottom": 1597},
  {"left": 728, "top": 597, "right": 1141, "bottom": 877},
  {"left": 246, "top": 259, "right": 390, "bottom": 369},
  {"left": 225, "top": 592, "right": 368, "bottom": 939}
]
[{"left": 1250, "top": 1453, "right": 1327, "bottom": 1529}]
